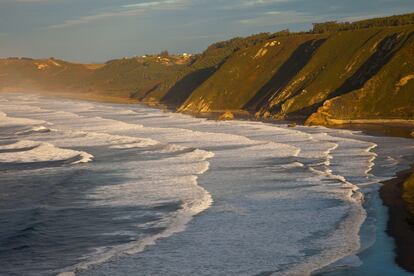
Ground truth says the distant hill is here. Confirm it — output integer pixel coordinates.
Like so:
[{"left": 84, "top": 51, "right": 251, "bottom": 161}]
[
  {"left": 1, "top": 12, "right": 414, "bottom": 125},
  {"left": 77, "top": 55, "right": 192, "bottom": 99},
  {"left": 0, "top": 58, "right": 95, "bottom": 92}
]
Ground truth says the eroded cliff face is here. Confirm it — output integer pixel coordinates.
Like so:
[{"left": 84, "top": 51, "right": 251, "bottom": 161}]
[
  {"left": 142, "top": 33, "right": 273, "bottom": 106},
  {"left": 178, "top": 25, "right": 414, "bottom": 124},
  {"left": 306, "top": 29, "right": 414, "bottom": 125},
  {"left": 2, "top": 17, "right": 414, "bottom": 125},
  {"left": 178, "top": 34, "right": 325, "bottom": 113}
]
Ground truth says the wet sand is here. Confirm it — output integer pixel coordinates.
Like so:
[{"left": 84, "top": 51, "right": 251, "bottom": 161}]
[
  {"left": 380, "top": 166, "right": 414, "bottom": 273},
  {"left": 328, "top": 123, "right": 414, "bottom": 139},
  {"left": 326, "top": 122, "right": 414, "bottom": 273}
]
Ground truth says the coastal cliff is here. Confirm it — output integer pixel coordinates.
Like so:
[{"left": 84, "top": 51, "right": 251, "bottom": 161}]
[{"left": 1, "top": 13, "right": 414, "bottom": 125}]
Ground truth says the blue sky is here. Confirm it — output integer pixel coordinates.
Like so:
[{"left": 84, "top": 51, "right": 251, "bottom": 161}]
[{"left": 1, "top": 0, "right": 414, "bottom": 62}]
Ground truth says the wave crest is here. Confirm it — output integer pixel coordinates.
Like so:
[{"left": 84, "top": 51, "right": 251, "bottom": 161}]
[{"left": 0, "top": 140, "right": 93, "bottom": 167}]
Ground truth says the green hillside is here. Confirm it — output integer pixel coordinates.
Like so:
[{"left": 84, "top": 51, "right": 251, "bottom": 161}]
[
  {"left": 177, "top": 16, "right": 414, "bottom": 124},
  {"left": 77, "top": 55, "right": 189, "bottom": 99},
  {"left": 142, "top": 33, "right": 274, "bottom": 106},
  {"left": 1, "top": 12, "right": 414, "bottom": 126},
  {"left": 258, "top": 25, "right": 414, "bottom": 121},
  {"left": 179, "top": 33, "right": 325, "bottom": 113},
  {"left": 306, "top": 27, "right": 414, "bottom": 124}
]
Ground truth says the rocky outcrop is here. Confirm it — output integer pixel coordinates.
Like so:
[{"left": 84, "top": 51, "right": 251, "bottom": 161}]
[{"left": 218, "top": 111, "right": 235, "bottom": 121}]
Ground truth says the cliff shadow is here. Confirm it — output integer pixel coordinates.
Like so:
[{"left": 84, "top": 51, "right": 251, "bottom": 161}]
[
  {"left": 328, "top": 32, "right": 413, "bottom": 99},
  {"left": 131, "top": 83, "right": 161, "bottom": 101},
  {"left": 283, "top": 32, "right": 413, "bottom": 119},
  {"left": 160, "top": 66, "right": 219, "bottom": 107},
  {"left": 243, "top": 39, "right": 326, "bottom": 112}
]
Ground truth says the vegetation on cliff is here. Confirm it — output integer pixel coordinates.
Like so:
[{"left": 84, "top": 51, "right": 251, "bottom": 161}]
[
  {"left": 306, "top": 27, "right": 414, "bottom": 125},
  {"left": 312, "top": 12, "right": 414, "bottom": 33},
  {"left": 142, "top": 32, "right": 275, "bottom": 106},
  {"left": 176, "top": 15, "right": 414, "bottom": 124},
  {"left": 1, "top": 12, "right": 414, "bottom": 126},
  {"left": 78, "top": 55, "right": 190, "bottom": 99},
  {"left": 178, "top": 33, "right": 325, "bottom": 113}
]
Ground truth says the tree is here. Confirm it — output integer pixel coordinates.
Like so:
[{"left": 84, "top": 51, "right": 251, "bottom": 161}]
[{"left": 159, "top": 50, "right": 169, "bottom": 57}]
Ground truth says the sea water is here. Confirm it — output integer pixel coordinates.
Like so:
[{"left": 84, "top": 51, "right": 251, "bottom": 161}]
[{"left": 0, "top": 93, "right": 412, "bottom": 276}]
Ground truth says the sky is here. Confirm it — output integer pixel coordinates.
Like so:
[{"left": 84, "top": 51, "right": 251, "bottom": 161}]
[{"left": 1, "top": 0, "right": 414, "bottom": 62}]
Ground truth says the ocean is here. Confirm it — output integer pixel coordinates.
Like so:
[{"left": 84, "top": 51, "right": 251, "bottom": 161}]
[{"left": 0, "top": 93, "right": 413, "bottom": 276}]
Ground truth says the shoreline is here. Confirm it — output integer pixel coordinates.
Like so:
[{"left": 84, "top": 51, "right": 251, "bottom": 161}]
[
  {"left": 6, "top": 90, "right": 414, "bottom": 136},
  {"left": 85, "top": 95, "right": 414, "bottom": 274},
  {"left": 3, "top": 91, "right": 414, "bottom": 274},
  {"left": 380, "top": 166, "right": 414, "bottom": 273}
]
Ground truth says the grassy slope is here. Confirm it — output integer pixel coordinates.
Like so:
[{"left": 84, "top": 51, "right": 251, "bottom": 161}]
[
  {"left": 0, "top": 57, "right": 189, "bottom": 99},
  {"left": 263, "top": 28, "right": 387, "bottom": 118},
  {"left": 78, "top": 57, "right": 186, "bottom": 99},
  {"left": 139, "top": 44, "right": 237, "bottom": 104},
  {"left": 256, "top": 25, "right": 414, "bottom": 121},
  {"left": 143, "top": 33, "right": 273, "bottom": 106},
  {"left": 176, "top": 24, "right": 414, "bottom": 125},
  {"left": 179, "top": 34, "right": 324, "bottom": 113},
  {"left": 307, "top": 26, "right": 414, "bottom": 124}
]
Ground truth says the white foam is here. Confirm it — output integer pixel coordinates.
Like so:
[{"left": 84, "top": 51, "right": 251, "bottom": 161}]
[
  {"left": 2, "top": 93, "right": 408, "bottom": 276},
  {"left": 117, "top": 110, "right": 138, "bottom": 115},
  {"left": 0, "top": 140, "right": 40, "bottom": 150},
  {"left": 364, "top": 143, "right": 378, "bottom": 175},
  {"left": 0, "top": 110, "right": 47, "bottom": 127},
  {"left": 0, "top": 140, "right": 93, "bottom": 165},
  {"left": 59, "top": 148, "right": 214, "bottom": 275},
  {"left": 15, "top": 125, "right": 53, "bottom": 135},
  {"left": 109, "top": 137, "right": 160, "bottom": 149}
]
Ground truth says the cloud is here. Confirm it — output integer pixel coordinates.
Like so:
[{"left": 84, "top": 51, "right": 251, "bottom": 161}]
[
  {"left": 241, "top": 0, "right": 292, "bottom": 6},
  {"left": 222, "top": 0, "right": 292, "bottom": 9},
  {"left": 123, "top": 1, "right": 169, "bottom": 8},
  {"left": 4, "top": 0, "right": 52, "bottom": 3},
  {"left": 339, "top": 13, "right": 389, "bottom": 22},
  {"left": 47, "top": 0, "right": 191, "bottom": 29},
  {"left": 238, "top": 10, "right": 322, "bottom": 27}
]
